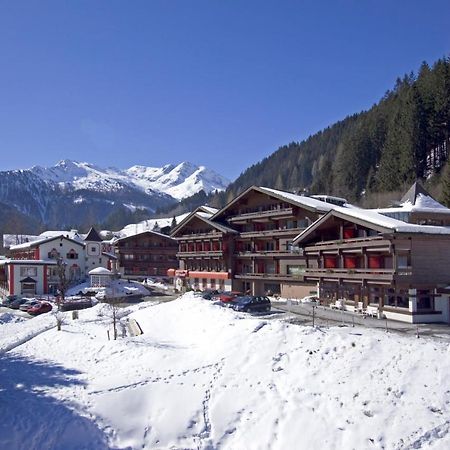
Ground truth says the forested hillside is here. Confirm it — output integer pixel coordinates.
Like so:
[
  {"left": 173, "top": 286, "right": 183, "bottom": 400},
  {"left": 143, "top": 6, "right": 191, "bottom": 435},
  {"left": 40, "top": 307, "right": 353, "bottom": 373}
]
[{"left": 206, "top": 57, "right": 450, "bottom": 208}]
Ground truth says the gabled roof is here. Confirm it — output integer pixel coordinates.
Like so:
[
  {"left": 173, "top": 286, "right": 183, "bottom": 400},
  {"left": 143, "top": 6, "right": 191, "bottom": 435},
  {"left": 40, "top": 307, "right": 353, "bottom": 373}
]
[
  {"left": 375, "top": 181, "right": 450, "bottom": 216},
  {"left": 115, "top": 230, "right": 176, "bottom": 243},
  {"left": 171, "top": 212, "right": 237, "bottom": 238},
  {"left": 211, "top": 186, "right": 335, "bottom": 220},
  {"left": 293, "top": 205, "right": 450, "bottom": 245},
  {"left": 400, "top": 181, "right": 431, "bottom": 205},
  {"left": 10, "top": 234, "right": 85, "bottom": 251},
  {"left": 170, "top": 205, "right": 220, "bottom": 236},
  {"left": 197, "top": 205, "right": 219, "bottom": 215},
  {"left": 20, "top": 276, "right": 37, "bottom": 283},
  {"left": 84, "top": 227, "right": 103, "bottom": 242}
]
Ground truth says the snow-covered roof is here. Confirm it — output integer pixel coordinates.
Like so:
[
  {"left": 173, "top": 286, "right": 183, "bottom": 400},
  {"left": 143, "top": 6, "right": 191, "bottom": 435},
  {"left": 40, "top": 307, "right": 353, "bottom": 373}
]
[
  {"left": 88, "top": 267, "right": 113, "bottom": 276},
  {"left": 294, "top": 204, "right": 450, "bottom": 245},
  {"left": 212, "top": 185, "right": 337, "bottom": 220},
  {"left": 39, "top": 230, "right": 84, "bottom": 241},
  {"left": 115, "top": 229, "right": 176, "bottom": 243},
  {"left": 259, "top": 187, "right": 337, "bottom": 212},
  {"left": 198, "top": 206, "right": 219, "bottom": 215},
  {"left": 10, "top": 234, "right": 85, "bottom": 250},
  {"left": 0, "top": 259, "right": 58, "bottom": 266},
  {"left": 171, "top": 212, "right": 237, "bottom": 237},
  {"left": 375, "top": 193, "right": 450, "bottom": 215}
]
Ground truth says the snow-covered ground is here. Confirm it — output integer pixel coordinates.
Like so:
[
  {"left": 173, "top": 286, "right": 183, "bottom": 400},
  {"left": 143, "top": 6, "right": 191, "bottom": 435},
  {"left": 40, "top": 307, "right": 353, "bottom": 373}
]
[
  {"left": 66, "top": 278, "right": 150, "bottom": 300},
  {"left": 1, "top": 293, "right": 450, "bottom": 450}
]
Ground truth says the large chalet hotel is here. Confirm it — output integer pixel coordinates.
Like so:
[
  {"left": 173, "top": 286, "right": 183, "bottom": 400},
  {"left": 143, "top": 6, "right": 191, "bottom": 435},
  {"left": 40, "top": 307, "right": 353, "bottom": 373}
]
[{"left": 170, "top": 183, "right": 450, "bottom": 324}]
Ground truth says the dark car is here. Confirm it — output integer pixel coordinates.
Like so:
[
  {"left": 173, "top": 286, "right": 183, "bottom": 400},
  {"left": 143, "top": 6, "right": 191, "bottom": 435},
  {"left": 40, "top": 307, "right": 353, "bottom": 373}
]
[
  {"left": 8, "top": 298, "right": 28, "bottom": 309},
  {"left": 28, "top": 302, "right": 52, "bottom": 316},
  {"left": 1, "top": 295, "right": 20, "bottom": 307},
  {"left": 202, "top": 290, "right": 220, "bottom": 300},
  {"left": 60, "top": 299, "right": 93, "bottom": 311},
  {"left": 230, "top": 296, "right": 271, "bottom": 313}
]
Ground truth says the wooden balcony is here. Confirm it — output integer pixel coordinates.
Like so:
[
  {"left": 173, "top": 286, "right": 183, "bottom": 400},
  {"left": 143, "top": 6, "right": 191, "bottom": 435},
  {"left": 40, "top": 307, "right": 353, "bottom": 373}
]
[
  {"left": 234, "top": 272, "right": 304, "bottom": 282},
  {"left": 176, "top": 231, "right": 223, "bottom": 240},
  {"left": 304, "top": 236, "right": 392, "bottom": 255},
  {"left": 238, "top": 227, "right": 304, "bottom": 239},
  {"left": 176, "top": 251, "right": 223, "bottom": 258},
  {"left": 303, "top": 267, "right": 395, "bottom": 283},
  {"left": 228, "top": 207, "right": 295, "bottom": 223},
  {"left": 117, "top": 247, "right": 177, "bottom": 254},
  {"left": 236, "top": 250, "right": 303, "bottom": 258}
]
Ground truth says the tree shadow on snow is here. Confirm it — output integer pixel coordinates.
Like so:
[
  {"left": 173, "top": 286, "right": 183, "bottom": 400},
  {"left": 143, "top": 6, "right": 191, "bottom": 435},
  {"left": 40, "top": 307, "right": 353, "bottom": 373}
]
[{"left": 0, "top": 354, "right": 129, "bottom": 450}]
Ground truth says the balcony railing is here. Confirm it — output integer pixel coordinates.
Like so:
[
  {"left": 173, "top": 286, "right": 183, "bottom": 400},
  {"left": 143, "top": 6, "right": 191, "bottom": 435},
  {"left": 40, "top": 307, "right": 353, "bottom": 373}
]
[
  {"left": 228, "top": 207, "right": 294, "bottom": 222},
  {"left": 177, "top": 250, "right": 223, "bottom": 258},
  {"left": 304, "top": 236, "right": 392, "bottom": 254},
  {"left": 236, "top": 250, "right": 303, "bottom": 258},
  {"left": 303, "top": 267, "right": 395, "bottom": 281},
  {"left": 176, "top": 231, "right": 223, "bottom": 240},
  {"left": 234, "top": 272, "right": 303, "bottom": 281},
  {"left": 238, "top": 227, "right": 304, "bottom": 238}
]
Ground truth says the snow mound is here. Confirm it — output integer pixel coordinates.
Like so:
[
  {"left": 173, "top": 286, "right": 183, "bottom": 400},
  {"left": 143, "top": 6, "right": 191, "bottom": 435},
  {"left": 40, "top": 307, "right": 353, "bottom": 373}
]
[{"left": 2, "top": 293, "right": 450, "bottom": 449}]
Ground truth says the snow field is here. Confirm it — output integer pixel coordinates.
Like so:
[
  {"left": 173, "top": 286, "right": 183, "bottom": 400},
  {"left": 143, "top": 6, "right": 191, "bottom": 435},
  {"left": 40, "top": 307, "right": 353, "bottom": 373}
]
[{"left": 1, "top": 293, "right": 450, "bottom": 449}]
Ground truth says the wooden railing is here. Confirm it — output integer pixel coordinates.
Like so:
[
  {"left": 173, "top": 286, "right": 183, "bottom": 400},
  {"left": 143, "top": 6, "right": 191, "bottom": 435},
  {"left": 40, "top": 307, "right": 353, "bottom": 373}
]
[{"left": 228, "top": 207, "right": 294, "bottom": 222}]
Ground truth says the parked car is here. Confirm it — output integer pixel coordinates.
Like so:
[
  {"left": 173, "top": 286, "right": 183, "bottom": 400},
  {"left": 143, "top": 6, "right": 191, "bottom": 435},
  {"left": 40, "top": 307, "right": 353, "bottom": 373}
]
[
  {"left": 218, "top": 291, "right": 242, "bottom": 303},
  {"left": 28, "top": 302, "right": 52, "bottom": 316},
  {"left": 300, "top": 295, "right": 320, "bottom": 305},
  {"left": 19, "top": 299, "right": 40, "bottom": 312},
  {"left": 8, "top": 298, "right": 28, "bottom": 309},
  {"left": 1, "top": 295, "right": 19, "bottom": 307},
  {"left": 230, "top": 295, "right": 271, "bottom": 313},
  {"left": 202, "top": 289, "right": 220, "bottom": 300},
  {"left": 60, "top": 298, "right": 93, "bottom": 311}
]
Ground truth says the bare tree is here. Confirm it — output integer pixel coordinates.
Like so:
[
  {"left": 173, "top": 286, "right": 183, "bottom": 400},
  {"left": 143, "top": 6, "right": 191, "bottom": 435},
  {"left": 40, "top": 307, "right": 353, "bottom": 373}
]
[{"left": 55, "top": 257, "right": 69, "bottom": 331}]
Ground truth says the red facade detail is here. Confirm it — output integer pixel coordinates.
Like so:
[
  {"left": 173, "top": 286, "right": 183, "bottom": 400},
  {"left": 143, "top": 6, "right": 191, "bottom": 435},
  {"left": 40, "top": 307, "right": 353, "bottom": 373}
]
[
  {"left": 43, "top": 265, "right": 48, "bottom": 294},
  {"left": 9, "top": 265, "right": 14, "bottom": 295},
  {"left": 324, "top": 256, "right": 338, "bottom": 269}
]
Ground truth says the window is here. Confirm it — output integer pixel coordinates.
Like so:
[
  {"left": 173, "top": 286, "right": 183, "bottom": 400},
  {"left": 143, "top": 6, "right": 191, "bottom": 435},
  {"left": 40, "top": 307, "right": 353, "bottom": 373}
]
[
  {"left": 287, "top": 265, "right": 305, "bottom": 275},
  {"left": 48, "top": 248, "right": 59, "bottom": 259},
  {"left": 124, "top": 254, "right": 134, "bottom": 260},
  {"left": 20, "top": 267, "right": 37, "bottom": 277},
  {"left": 397, "top": 255, "right": 410, "bottom": 269},
  {"left": 386, "top": 289, "right": 409, "bottom": 309},
  {"left": 66, "top": 249, "right": 78, "bottom": 259},
  {"left": 417, "top": 289, "right": 433, "bottom": 311}
]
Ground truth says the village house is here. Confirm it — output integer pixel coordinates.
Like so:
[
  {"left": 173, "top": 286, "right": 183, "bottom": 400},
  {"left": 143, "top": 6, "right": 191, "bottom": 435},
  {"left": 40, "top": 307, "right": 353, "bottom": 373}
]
[
  {"left": 114, "top": 230, "right": 178, "bottom": 280},
  {"left": 292, "top": 184, "right": 450, "bottom": 323},
  {"left": 0, "top": 226, "right": 115, "bottom": 297}
]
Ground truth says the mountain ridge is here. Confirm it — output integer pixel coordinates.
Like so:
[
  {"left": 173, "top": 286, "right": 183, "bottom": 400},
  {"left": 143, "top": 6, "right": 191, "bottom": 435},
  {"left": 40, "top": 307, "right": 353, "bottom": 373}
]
[{"left": 0, "top": 160, "right": 230, "bottom": 232}]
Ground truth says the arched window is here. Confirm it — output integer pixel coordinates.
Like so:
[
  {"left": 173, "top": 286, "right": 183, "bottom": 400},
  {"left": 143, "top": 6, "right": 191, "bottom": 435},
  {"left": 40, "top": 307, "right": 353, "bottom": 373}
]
[
  {"left": 66, "top": 249, "right": 78, "bottom": 259},
  {"left": 48, "top": 248, "right": 59, "bottom": 259}
]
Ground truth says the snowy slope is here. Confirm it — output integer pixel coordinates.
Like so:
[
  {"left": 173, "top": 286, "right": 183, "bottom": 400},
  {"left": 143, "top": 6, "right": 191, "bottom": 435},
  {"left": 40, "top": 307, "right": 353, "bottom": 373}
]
[{"left": 1, "top": 293, "right": 450, "bottom": 450}]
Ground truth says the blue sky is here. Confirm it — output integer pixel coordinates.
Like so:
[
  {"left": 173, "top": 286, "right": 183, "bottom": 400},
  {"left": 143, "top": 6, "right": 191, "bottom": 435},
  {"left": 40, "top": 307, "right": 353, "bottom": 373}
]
[{"left": 0, "top": 0, "right": 449, "bottom": 180}]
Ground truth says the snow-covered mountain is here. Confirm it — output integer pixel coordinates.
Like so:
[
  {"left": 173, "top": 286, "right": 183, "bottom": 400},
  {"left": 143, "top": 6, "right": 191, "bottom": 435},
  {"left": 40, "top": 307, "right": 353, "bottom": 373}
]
[
  {"left": 0, "top": 160, "right": 229, "bottom": 230},
  {"left": 30, "top": 160, "right": 229, "bottom": 200}
]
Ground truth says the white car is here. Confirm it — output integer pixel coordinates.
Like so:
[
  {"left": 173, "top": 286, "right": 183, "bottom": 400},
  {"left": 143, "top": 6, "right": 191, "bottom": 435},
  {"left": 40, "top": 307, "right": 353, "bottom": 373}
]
[{"left": 300, "top": 295, "right": 320, "bottom": 305}]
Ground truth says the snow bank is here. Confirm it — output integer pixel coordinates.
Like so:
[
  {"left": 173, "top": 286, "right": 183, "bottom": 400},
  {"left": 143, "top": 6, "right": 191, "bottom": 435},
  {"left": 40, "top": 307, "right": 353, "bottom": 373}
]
[{"left": 2, "top": 293, "right": 450, "bottom": 449}]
